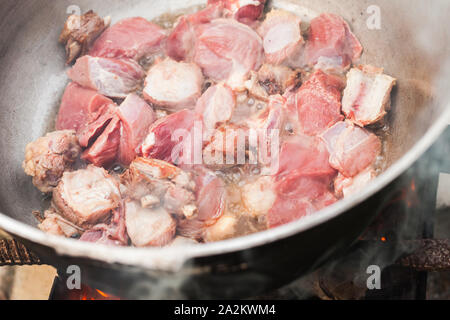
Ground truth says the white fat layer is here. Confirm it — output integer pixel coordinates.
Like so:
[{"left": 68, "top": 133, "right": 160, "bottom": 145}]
[
  {"left": 343, "top": 68, "right": 396, "bottom": 124},
  {"left": 204, "top": 215, "right": 237, "bottom": 242},
  {"left": 242, "top": 176, "right": 276, "bottom": 217},
  {"left": 342, "top": 169, "right": 375, "bottom": 197},
  {"left": 203, "top": 85, "right": 234, "bottom": 130},
  {"left": 125, "top": 201, "right": 174, "bottom": 247},
  {"left": 238, "top": 0, "right": 261, "bottom": 8},
  {"left": 144, "top": 59, "right": 203, "bottom": 104},
  {"left": 61, "top": 167, "right": 119, "bottom": 220},
  {"left": 264, "top": 22, "right": 300, "bottom": 54},
  {"left": 143, "top": 132, "right": 156, "bottom": 148}
]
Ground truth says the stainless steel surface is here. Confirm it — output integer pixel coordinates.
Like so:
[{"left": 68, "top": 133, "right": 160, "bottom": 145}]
[{"left": 0, "top": 0, "right": 449, "bottom": 298}]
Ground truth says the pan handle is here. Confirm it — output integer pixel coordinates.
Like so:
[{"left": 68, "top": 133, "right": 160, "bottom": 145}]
[{"left": 0, "top": 239, "right": 41, "bottom": 266}]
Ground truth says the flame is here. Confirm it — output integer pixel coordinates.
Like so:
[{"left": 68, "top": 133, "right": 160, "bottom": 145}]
[
  {"left": 410, "top": 179, "right": 416, "bottom": 192},
  {"left": 381, "top": 237, "right": 387, "bottom": 242},
  {"left": 76, "top": 285, "right": 119, "bottom": 300},
  {"left": 95, "top": 289, "right": 109, "bottom": 298}
]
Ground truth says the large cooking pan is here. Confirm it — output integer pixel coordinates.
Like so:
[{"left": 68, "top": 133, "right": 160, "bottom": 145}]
[{"left": 0, "top": 0, "right": 449, "bottom": 299}]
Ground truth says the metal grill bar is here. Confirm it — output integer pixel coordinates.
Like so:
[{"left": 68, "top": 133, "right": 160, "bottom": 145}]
[{"left": 0, "top": 239, "right": 41, "bottom": 266}]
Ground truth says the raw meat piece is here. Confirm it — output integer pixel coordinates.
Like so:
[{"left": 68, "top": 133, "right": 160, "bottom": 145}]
[
  {"left": 53, "top": 165, "right": 121, "bottom": 227},
  {"left": 334, "top": 167, "right": 376, "bottom": 198},
  {"left": 59, "top": 10, "right": 110, "bottom": 64},
  {"left": 267, "top": 174, "right": 336, "bottom": 228},
  {"left": 80, "top": 204, "right": 128, "bottom": 246},
  {"left": 342, "top": 65, "right": 397, "bottom": 126},
  {"left": 166, "top": 17, "right": 196, "bottom": 62},
  {"left": 141, "top": 109, "right": 199, "bottom": 164},
  {"left": 121, "top": 158, "right": 197, "bottom": 219},
  {"left": 125, "top": 201, "right": 176, "bottom": 247},
  {"left": 178, "top": 167, "right": 226, "bottom": 240},
  {"left": 56, "top": 82, "right": 113, "bottom": 132},
  {"left": 89, "top": 17, "right": 166, "bottom": 61},
  {"left": 321, "top": 121, "right": 382, "bottom": 177},
  {"left": 287, "top": 70, "right": 345, "bottom": 136},
  {"left": 241, "top": 155, "right": 337, "bottom": 228},
  {"left": 195, "top": 83, "right": 236, "bottom": 134},
  {"left": 82, "top": 117, "right": 121, "bottom": 167},
  {"left": 304, "top": 13, "right": 363, "bottom": 70},
  {"left": 275, "top": 135, "right": 336, "bottom": 179},
  {"left": 23, "top": 130, "right": 82, "bottom": 193},
  {"left": 258, "top": 10, "right": 304, "bottom": 65},
  {"left": 202, "top": 124, "right": 249, "bottom": 169},
  {"left": 194, "top": 19, "right": 264, "bottom": 90},
  {"left": 77, "top": 104, "right": 116, "bottom": 148},
  {"left": 68, "top": 56, "right": 145, "bottom": 98},
  {"left": 143, "top": 58, "right": 204, "bottom": 111},
  {"left": 265, "top": 135, "right": 338, "bottom": 227},
  {"left": 116, "top": 94, "right": 157, "bottom": 165},
  {"left": 166, "top": 3, "right": 224, "bottom": 61},
  {"left": 38, "top": 209, "right": 83, "bottom": 238}
]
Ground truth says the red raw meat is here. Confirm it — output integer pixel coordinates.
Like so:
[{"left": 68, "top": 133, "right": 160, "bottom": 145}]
[
  {"left": 267, "top": 174, "right": 337, "bottom": 228},
  {"left": 194, "top": 19, "right": 264, "bottom": 89},
  {"left": 275, "top": 135, "right": 336, "bottom": 179},
  {"left": 89, "top": 17, "right": 166, "bottom": 61},
  {"left": 166, "top": 17, "right": 196, "bottom": 62},
  {"left": 266, "top": 135, "right": 337, "bottom": 228},
  {"left": 141, "top": 109, "right": 200, "bottom": 164},
  {"left": 56, "top": 82, "right": 113, "bottom": 132},
  {"left": 82, "top": 116, "right": 121, "bottom": 167},
  {"left": 116, "top": 94, "right": 156, "bottom": 166},
  {"left": 305, "top": 13, "right": 362, "bottom": 70},
  {"left": 166, "top": 3, "right": 223, "bottom": 61},
  {"left": 68, "top": 56, "right": 145, "bottom": 98},
  {"left": 287, "top": 70, "right": 345, "bottom": 136},
  {"left": 77, "top": 104, "right": 116, "bottom": 148},
  {"left": 178, "top": 167, "right": 226, "bottom": 240},
  {"left": 321, "top": 121, "right": 382, "bottom": 177}
]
